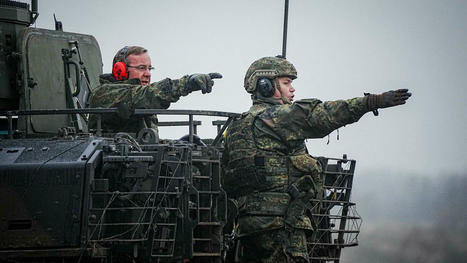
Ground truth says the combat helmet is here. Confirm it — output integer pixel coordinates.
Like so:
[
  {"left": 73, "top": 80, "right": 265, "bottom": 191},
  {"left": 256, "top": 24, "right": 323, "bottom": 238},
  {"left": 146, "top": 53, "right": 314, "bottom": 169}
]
[{"left": 244, "top": 56, "right": 297, "bottom": 94}]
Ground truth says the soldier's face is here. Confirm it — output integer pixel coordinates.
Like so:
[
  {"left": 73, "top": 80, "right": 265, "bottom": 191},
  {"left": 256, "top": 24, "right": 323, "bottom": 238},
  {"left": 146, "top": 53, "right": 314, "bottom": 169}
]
[
  {"left": 273, "top": 77, "right": 295, "bottom": 103},
  {"left": 126, "top": 53, "right": 152, "bottom": 86}
]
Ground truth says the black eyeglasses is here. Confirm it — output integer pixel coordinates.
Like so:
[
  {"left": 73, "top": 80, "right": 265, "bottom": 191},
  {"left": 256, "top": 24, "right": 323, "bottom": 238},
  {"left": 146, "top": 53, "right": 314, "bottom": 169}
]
[{"left": 127, "top": 65, "right": 155, "bottom": 72}]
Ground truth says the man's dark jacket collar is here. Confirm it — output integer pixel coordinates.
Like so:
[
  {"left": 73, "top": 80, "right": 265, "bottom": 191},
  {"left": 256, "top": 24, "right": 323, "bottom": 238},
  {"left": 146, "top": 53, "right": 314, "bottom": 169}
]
[{"left": 99, "top": 73, "right": 142, "bottom": 85}]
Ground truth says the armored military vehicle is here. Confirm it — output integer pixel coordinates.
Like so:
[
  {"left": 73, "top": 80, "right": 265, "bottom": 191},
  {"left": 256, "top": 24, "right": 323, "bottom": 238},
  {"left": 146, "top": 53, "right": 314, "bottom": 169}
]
[{"left": 0, "top": 1, "right": 361, "bottom": 262}]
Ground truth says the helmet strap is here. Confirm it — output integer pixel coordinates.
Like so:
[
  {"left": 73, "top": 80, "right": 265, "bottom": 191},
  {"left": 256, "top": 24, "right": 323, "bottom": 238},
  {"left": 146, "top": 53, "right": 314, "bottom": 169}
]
[{"left": 274, "top": 78, "right": 292, "bottom": 105}]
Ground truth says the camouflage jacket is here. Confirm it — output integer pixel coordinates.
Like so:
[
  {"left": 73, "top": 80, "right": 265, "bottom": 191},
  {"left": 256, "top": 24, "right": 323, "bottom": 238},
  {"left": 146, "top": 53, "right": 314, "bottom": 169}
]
[
  {"left": 88, "top": 74, "right": 190, "bottom": 133},
  {"left": 223, "top": 97, "right": 369, "bottom": 236}
]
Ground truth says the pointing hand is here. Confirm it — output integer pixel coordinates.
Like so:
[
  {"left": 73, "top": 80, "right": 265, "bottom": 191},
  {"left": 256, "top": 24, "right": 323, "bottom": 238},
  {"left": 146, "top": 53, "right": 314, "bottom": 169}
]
[{"left": 186, "top": 73, "right": 223, "bottom": 94}]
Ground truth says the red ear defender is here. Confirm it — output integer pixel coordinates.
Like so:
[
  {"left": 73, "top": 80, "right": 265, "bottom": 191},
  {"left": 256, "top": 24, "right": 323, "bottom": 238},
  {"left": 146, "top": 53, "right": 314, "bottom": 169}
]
[{"left": 113, "top": 61, "right": 128, "bottom": 80}]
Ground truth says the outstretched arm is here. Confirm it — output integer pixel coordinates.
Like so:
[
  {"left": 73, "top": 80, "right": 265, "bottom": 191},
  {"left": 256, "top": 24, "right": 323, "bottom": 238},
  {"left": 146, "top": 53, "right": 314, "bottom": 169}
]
[
  {"left": 134, "top": 72, "right": 223, "bottom": 108},
  {"left": 258, "top": 89, "right": 412, "bottom": 140}
]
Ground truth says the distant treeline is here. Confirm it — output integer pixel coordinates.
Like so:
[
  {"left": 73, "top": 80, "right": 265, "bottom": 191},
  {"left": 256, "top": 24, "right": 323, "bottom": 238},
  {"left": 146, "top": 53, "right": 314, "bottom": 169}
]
[{"left": 342, "top": 172, "right": 467, "bottom": 263}]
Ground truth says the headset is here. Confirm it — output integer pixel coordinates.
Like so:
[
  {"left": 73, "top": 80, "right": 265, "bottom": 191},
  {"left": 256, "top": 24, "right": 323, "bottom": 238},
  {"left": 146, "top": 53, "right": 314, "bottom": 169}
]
[
  {"left": 246, "top": 69, "right": 277, "bottom": 97},
  {"left": 257, "top": 78, "right": 275, "bottom": 97},
  {"left": 112, "top": 46, "right": 130, "bottom": 81}
]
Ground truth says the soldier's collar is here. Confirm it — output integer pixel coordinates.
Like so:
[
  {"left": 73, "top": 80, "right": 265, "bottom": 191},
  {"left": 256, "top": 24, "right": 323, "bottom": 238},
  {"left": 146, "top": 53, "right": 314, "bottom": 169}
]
[{"left": 252, "top": 96, "right": 282, "bottom": 106}]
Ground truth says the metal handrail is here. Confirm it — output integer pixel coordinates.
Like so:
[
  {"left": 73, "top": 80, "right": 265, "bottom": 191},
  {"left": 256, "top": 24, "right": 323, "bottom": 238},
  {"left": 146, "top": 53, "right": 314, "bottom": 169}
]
[{"left": 0, "top": 108, "right": 240, "bottom": 145}]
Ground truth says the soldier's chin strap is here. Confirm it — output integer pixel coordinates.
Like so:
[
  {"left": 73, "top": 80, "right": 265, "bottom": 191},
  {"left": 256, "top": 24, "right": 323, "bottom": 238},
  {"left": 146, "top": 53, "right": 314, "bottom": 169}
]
[
  {"left": 274, "top": 78, "right": 292, "bottom": 105},
  {"left": 252, "top": 78, "right": 292, "bottom": 105}
]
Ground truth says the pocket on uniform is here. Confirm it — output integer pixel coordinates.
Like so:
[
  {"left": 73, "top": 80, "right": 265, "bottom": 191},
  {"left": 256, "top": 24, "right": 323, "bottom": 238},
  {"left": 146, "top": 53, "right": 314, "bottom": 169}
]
[
  {"left": 289, "top": 154, "right": 322, "bottom": 175},
  {"left": 240, "top": 192, "right": 290, "bottom": 216}
]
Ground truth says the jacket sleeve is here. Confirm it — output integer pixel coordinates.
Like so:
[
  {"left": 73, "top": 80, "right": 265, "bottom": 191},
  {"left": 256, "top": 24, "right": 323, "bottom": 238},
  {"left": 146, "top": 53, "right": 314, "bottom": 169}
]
[
  {"left": 257, "top": 97, "right": 369, "bottom": 141},
  {"left": 90, "top": 75, "right": 190, "bottom": 111},
  {"left": 130, "top": 76, "right": 191, "bottom": 109}
]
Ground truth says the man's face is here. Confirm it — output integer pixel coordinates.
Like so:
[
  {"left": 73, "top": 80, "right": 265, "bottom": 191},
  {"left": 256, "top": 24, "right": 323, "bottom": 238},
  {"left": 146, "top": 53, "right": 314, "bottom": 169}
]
[
  {"left": 273, "top": 77, "right": 295, "bottom": 103},
  {"left": 126, "top": 52, "right": 152, "bottom": 86}
]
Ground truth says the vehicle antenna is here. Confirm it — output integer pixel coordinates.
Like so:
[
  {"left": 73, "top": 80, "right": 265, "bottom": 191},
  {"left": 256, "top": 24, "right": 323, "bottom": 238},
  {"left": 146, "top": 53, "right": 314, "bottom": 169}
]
[{"left": 281, "top": 0, "right": 289, "bottom": 58}]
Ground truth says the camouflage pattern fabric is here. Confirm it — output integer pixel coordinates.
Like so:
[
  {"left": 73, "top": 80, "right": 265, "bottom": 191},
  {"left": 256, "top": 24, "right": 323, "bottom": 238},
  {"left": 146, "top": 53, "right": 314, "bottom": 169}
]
[
  {"left": 223, "top": 96, "right": 369, "bottom": 262},
  {"left": 89, "top": 74, "right": 190, "bottom": 133},
  {"left": 236, "top": 228, "right": 309, "bottom": 262}
]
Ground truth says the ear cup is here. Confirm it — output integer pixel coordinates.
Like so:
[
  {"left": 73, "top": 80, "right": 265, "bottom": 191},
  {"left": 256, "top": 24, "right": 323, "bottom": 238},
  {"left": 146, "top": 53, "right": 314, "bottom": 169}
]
[
  {"left": 257, "top": 78, "right": 275, "bottom": 97},
  {"left": 112, "top": 46, "right": 130, "bottom": 80},
  {"left": 113, "top": 61, "right": 128, "bottom": 80}
]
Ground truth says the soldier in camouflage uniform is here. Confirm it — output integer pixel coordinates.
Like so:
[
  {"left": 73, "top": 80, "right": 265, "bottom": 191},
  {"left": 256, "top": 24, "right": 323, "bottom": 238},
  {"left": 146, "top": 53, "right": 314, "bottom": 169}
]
[
  {"left": 222, "top": 56, "right": 411, "bottom": 262},
  {"left": 89, "top": 46, "right": 221, "bottom": 133}
]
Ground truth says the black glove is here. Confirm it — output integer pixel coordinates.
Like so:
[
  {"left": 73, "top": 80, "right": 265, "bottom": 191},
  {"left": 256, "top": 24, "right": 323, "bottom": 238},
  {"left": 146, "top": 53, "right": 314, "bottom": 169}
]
[
  {"left": 366, "top": 89, "right": 412, "bottom": 111},
  {"left": 186, "top": 73, "right": 222, "bottom": 94}
]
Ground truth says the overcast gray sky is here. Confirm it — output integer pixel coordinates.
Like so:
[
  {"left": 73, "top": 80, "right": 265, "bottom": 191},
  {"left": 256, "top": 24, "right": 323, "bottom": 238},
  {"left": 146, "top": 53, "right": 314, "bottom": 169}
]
[{"left": 35, "top": 0, "right": 467, "bottom": 177}]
